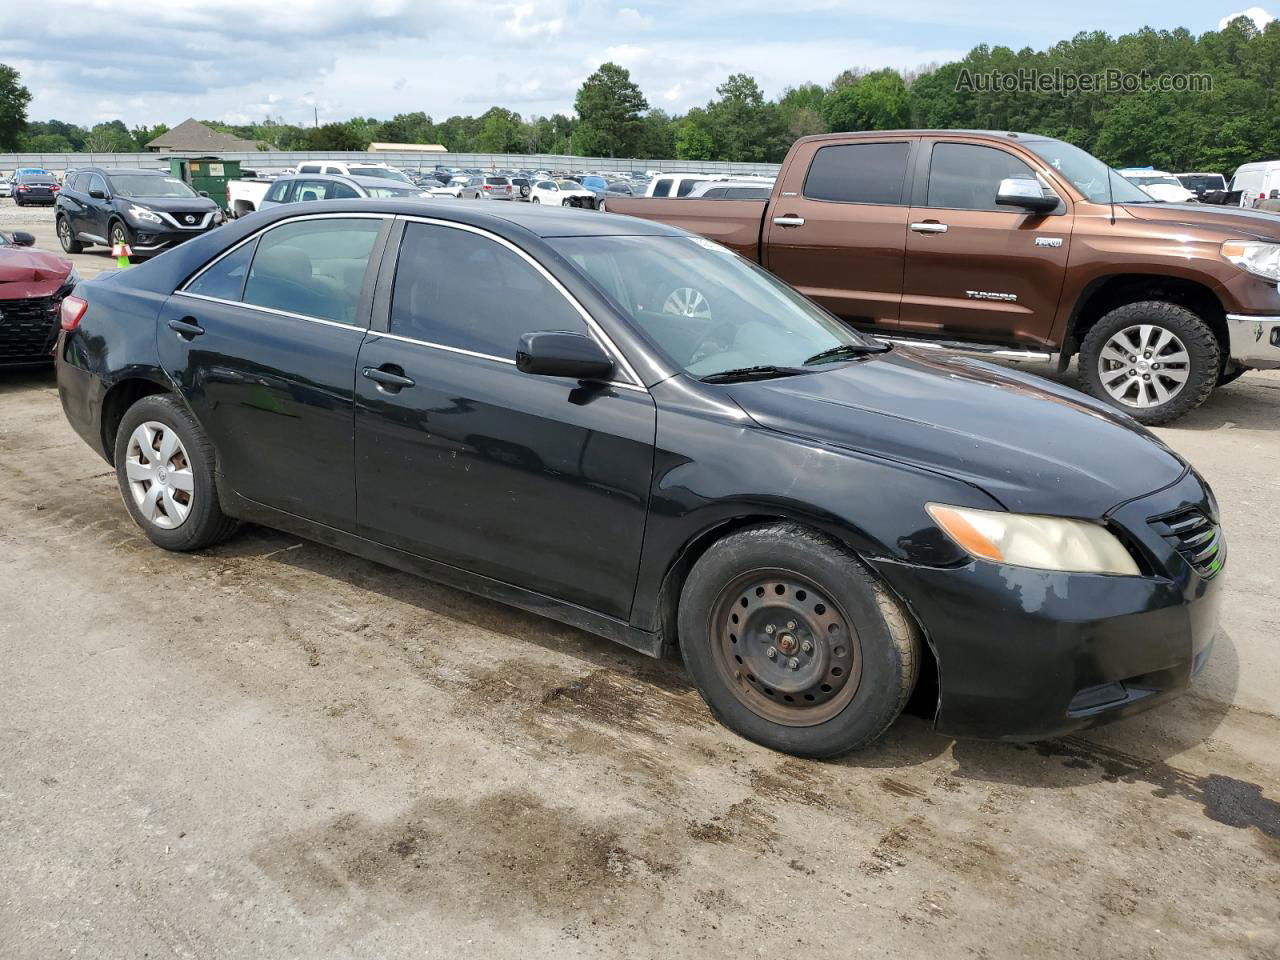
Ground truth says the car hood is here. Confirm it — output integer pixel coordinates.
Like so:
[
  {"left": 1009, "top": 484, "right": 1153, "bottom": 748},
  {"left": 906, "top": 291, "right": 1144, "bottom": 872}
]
[
  {"left": 122, "top": 195, "right": 219, "bottom": 214},
  {"left": 0, "top": 247, "right": 73, "bottom": 298},
  {"left": 1120, "top": 200, "right": 1280, "bottom": 239},
  {"left": 722, "top": 347, "right": 1187, "bottom": 517}
]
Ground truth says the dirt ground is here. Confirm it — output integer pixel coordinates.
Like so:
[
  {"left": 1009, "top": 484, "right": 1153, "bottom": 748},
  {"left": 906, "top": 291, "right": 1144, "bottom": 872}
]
[{"left": 2, "top": 203, "right": 1279, "bottom": 959}]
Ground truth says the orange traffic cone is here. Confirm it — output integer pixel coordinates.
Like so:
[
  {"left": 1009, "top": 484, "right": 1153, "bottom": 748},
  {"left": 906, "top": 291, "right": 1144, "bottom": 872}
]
[{"left": 111, "top": 242, "right": 133, "bottom": 268}]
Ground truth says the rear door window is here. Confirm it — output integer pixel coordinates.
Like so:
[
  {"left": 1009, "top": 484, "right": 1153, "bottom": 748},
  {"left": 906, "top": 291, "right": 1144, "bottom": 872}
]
[
  {"left": 242, "top": 217, "right": 384, "bottom": 326},
  {"left": 925, "top": 143, "right": 1038, "bottom": 211},
  {"left": 676, "top": 179, "right": 706, "bottom": 197},
  {"left": 265, "top": 180, "right": 291, "bottom": 203},
  {"left": 651, "top": 178, "right": 673, "bottom": 197},
  {"left": 803, "top": 142, "right": 910, "bottom": 204},
  {"left": 389, "top": 222, "right": 589, "bottom": 358}
]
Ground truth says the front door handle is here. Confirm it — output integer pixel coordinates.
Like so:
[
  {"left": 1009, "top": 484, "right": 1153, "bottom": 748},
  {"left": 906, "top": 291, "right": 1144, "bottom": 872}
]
[
  {"left": 167, "top": 317, "right": 204, "bottom": 339},
  {"left": 910, "top": 221, "right": 949, "bottom": 234},
  {"left": 362, "top": 365, "right": 416, "bottom": 391},
  {"left": 772, "top": 215, "right": 805, "bottom": 227}
]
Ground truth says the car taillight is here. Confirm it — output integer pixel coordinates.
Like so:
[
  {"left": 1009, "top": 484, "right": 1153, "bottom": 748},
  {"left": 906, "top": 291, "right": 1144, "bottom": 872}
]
[
  {"left": 482, "top": 184, "right": 491, "bottom": 191},
  {"left": 60, "top": 296, "right": 88, "bottom": 331},
  {"left": 50, "top": 184, "right": 60, "bottom": 191},
  {"left": 17, "top": 185, "right": 28, "bottom": 191}
]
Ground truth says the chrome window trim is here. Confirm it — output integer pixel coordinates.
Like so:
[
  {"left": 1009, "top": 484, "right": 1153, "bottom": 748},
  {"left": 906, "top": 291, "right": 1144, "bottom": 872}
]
[
  {"left": 173, "top": 290, "right": 368, "bottom": 332},
  {"left": 396, "top": 214, "right": 645, "bottom": 388},
  {"left": 368, "top": 330, "right": 647, "bottom": 393}
]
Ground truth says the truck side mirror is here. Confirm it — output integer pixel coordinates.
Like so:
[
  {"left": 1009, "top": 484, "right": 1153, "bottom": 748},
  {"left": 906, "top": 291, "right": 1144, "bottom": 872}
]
[{"left": 996, "top": 177, "right": 1059, "bottom": 214}]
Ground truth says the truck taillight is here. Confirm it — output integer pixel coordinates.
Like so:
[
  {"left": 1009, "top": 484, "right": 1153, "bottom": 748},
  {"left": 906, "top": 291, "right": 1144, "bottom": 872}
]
[{"left": 61, "top": 296, "right": 88, "bottom": 331}]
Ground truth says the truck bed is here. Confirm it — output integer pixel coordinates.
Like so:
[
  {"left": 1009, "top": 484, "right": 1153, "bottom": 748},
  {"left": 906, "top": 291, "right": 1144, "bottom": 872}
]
[{"left": 601, "top": 197, "right": 769, "bottom": 260}]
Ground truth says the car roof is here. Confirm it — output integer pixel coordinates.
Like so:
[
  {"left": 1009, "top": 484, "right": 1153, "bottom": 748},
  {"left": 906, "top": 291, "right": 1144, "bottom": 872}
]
[
  {"left": 95, "top": 167, "right": 168, "bottom": 176},
  {"left": 250, "top": 198, "right": 688, "bottom": 239}
]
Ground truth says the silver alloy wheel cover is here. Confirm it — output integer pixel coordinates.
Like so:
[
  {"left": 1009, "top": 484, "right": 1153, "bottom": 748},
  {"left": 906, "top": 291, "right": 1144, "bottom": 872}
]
[
  {"left": 1097, "top": 323, "right": 1192, "bottom": 408},
  {"left": 58, "top": 219, "right": 71, "bottom": 246},
  {"left": 663, "top": 287, "right": 712, "bottom": 321},
  {"left": 125, "top": 421, "right": 195, "bottom": 529}
]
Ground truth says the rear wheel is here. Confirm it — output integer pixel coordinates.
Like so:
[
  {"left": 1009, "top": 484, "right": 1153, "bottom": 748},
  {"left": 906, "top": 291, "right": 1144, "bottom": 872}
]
[
  {"left": 114, "top": 395, "right": 239, "bottom": 552},
  {"left": 1078, "top": 301, "right": 1220, "bottom": 425},
  {"left": 531, "top": 197, "right": 540, "bottom": 204},
  {"left": 678, "top": 524, "right": 920, "bottom": 757},
  {"left": 57, "top": 215, "right": 84, "bottom": 253}
]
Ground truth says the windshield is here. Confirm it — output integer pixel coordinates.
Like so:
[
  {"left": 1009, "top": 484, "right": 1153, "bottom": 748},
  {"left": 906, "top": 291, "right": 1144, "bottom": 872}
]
[
  {"left": 1023, "top": 139, "right": 1152, "bottom": 204},
  {"left": 365, "top": 185, "right": 421, "bottom": 198},
  {"left": 350, "top": 167, "right": 412, "bottom": 184},
  {"left": 107, "top": 175, "right": 198, "bottom": 198},
  {"left": 1127, "top": 175, "right": 1180, "bottom": 188},
  {"left": 549, "top": 235, "right": 871, "bottom": 378},
  {"left": 555, "top": 180, "right": 581, "bottom": 189}
]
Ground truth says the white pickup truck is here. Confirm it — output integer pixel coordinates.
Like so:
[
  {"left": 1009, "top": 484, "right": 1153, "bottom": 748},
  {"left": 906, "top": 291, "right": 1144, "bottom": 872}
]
[{"left": 226, "top": 175, "right": 279, "bottom": 219}]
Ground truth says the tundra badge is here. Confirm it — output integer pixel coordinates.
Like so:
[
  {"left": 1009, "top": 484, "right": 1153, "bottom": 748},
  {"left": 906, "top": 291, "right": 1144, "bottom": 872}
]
[
  {"left": 966, "top": 290, "right": 1018, "bottom": 302},
  {"left": 1035, "top": 237, "right": 1064, "bottom": 248}
]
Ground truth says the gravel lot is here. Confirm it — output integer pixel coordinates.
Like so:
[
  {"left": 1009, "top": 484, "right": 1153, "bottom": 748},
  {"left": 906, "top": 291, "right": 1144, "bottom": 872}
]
[{"left": 2, "top": 198, "right": 1278, "bottom": 959}]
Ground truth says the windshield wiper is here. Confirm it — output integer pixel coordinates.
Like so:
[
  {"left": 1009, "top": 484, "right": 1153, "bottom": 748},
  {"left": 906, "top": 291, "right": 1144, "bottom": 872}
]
[
  {"left": 803, "top": 341, "right": 891, "bottom": 365},
  {"left": 700, "top": 365, "right": 808, "bottom": 383}
]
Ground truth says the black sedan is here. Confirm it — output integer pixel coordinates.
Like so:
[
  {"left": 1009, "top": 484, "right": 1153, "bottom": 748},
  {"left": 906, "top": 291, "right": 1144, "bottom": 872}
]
[{"left": 55, "top": 200, "right": 1224, "bottom": 757}]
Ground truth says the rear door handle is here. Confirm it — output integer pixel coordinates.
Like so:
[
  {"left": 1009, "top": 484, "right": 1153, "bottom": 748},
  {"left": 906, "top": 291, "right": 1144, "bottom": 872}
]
[
  {"left": 910, "top": 222, "right": 949, "bottom": 234},
  {"left": 167, "top": 317, "right": 204, "bottom": 338},
  {"left": 362, "top": 365, "right": 416, "bottom": 391},
  {"left": 772, "top": 215, "right": 805, "bottom": 227}
]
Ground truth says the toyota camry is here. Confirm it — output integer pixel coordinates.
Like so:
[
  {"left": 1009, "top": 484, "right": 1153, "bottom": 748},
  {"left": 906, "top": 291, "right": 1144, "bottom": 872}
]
[{"left": 55, "top": 200, "right": 1224, "bottom": 757}]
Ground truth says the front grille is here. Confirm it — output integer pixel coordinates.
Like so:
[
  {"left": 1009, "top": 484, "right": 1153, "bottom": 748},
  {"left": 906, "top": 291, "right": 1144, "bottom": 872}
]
[
  {"left": 1148, "top": 507, "right": 1225, "bottom": 579},
  {"left": 0, "top": 294, "right": 61, "bottom": 363}
]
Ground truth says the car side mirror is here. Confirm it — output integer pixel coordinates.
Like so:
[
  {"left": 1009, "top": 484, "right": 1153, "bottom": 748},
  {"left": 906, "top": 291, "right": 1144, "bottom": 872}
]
[
  {"left": 10, "top": 231, "right": 35, "bottom": 246},
  {"left": 995, "top": 177, "right": 1059, "bottom": 213},
  {"left": 198, "top": 190, "right": 211, "bottom": 198},
  {"left": 516, "top": 331, "right": 614, "bottom": 381},
  {"left": 88, "top": 189, "right": 108, "bottom": 200}
]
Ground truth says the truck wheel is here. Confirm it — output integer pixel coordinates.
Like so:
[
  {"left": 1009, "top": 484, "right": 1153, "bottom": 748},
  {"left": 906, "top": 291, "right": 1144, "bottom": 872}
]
[
  {"left": 57, "top": 216, "right": 84, "bottom": 253},
  {"left": 114, "top": 395, "right": 239, "bottom": 552},
  {"left": 677, "top": 523, "right": 920, "bottom": 758},
  {"left": 1078, "top": 301, "right": 1220, "bottom": 426}
]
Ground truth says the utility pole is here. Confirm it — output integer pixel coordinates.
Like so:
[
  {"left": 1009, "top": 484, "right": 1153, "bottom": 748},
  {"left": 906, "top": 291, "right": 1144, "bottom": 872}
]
[{"left": 314, "top": 106, "right": 319, "bottom": 128}]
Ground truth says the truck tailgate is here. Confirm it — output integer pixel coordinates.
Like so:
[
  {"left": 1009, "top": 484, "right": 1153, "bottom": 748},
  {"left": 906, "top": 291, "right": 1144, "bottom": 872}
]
[{"left": 601, "top": 197, "right": 769, "bottom": 260}]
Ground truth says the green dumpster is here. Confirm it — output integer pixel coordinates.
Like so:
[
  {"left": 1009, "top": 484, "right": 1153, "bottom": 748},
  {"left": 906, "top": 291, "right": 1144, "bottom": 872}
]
[{"left": 168, "top": 156, "right": 240, "bottom": 212}]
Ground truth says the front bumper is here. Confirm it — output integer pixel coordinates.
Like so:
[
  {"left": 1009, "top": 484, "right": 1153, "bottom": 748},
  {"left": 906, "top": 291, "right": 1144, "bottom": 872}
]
[
  {"left": 1225, "top": 313, "right": 1280, "bottom": 369},
  {"left": 869, "top": 470, "right": 1223, "bottom": 740},
  {"left": 128, "top": 224, "right": 219, "bottom": 253}
]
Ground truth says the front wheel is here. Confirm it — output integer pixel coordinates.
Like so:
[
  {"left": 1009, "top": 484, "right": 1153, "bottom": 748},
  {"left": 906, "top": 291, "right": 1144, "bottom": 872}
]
[
  {"left": 531, "top": 197, "right": 540, "bottom": 204},
  {"left": 114, "top": 395, "right": 239, "bottom": 552},
  {"left": 109, "top": 220, "right": 133, "bottom": 259},
  {"left": 57, "top": 216, "right": 84, "bottom": 253},
  {"left": 1077, "top": 301, "right": 1220, "bottom": 425},
  {"left": 678, "top": 524, "right": 920, "bottom": 757}
]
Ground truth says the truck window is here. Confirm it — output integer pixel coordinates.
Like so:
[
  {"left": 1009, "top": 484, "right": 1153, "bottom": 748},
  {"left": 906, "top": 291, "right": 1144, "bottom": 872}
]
[
  {"left": 677, "top": 179, "right": 707, "bottom": 197},
  {"left": 652, "top": 178, "right": 673, "bottom": 197},
  {"left": 803, "top": 142, "right": 910, "bottom": 204},
  {"left": 297, "top": 164, "right": 320, "bottom": 174},
  {"left": 926, "top": 143, "right": 1037, "bottom": 212}
]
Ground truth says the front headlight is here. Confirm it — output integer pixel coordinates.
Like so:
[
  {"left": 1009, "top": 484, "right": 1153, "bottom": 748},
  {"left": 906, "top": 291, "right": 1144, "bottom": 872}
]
[
  {"left": 127, "top": 205, "right": 162, "bottom": 224},
  {"left": 926, "top": 503, "right": 1140, "bottom": 576},
  {"left": 1221, "top": 240, "right": 1280, "bottom": 282}
]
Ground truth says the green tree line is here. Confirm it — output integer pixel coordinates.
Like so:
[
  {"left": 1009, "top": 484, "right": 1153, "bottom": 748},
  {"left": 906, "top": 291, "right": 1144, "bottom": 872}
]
[{"left": 3, "top": 15, "right": 1278, "bottom": 173}]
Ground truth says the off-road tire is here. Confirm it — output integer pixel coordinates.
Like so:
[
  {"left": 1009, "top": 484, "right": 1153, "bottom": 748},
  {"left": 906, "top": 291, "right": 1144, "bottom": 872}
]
[
  {"left": 678, "top": 523, "right": 920, "bottom": 757},
  {"left": 114, "top": 395, "right": 239, "bottom": 552},
  {"left": 1078, "top": 300, "right": 1220, "bottom": 426}
]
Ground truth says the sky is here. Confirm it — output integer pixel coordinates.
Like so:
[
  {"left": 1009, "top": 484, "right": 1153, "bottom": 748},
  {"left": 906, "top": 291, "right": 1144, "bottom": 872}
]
[{"left": 0, "top": 1, "right": 1274, "bottom": 128}]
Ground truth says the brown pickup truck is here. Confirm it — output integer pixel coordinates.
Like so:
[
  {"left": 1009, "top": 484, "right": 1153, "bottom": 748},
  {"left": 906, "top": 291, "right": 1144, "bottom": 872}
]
[{"left": 604, "top": 130, "right": 1280, "bottom": 424}]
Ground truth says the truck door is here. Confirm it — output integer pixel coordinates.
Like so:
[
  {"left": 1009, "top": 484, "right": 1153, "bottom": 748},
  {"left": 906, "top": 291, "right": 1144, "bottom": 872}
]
[
  {"left": 763, "top": 137, "right": 915, "bottom": 334},
  {"left": 899, "top": 140, "right": 1071, "bottom": 349}
]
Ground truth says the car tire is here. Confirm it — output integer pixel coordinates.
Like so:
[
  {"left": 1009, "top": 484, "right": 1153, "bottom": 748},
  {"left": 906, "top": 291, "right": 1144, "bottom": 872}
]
[
  {"left": 57, "top": 215, "right": 84, "bottom": 253},
  {"left": 108, "top": 220, "right": 133, "bottom": 259},
  {"left": 531, "top": 197, "right": 540, "bottom": 204},
  {"left": 1077, "top": 300, "right": 1220, "bottom": 426},
  {"left": 677, "top": 523, "right": 920, "bottom": 758},
  {"left": 113, "top": 394, "right": 239, "bottom": 552}
]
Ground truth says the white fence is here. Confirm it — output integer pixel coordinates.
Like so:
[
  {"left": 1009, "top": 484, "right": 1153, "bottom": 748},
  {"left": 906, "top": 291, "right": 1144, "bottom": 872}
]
[{"left": 0, "top": 150, "right": 782, "bottom": 178}]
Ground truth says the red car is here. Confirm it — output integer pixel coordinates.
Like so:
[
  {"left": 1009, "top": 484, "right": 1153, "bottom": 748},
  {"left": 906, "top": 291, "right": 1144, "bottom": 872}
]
[{"left": 0, "top": 230, "right": 78, "bottom": 366}]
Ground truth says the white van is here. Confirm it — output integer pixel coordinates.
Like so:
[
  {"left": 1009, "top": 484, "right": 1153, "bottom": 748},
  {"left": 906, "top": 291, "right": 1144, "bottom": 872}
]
[
  {"left": 294, "top": 161, "right": 413, "bottom": 185},
  {"left": 1228, "top": 160, "right": 1280, "bottom": 207},
  {"left": 645, "top": 172, "right": 724, "bottom": 198}
]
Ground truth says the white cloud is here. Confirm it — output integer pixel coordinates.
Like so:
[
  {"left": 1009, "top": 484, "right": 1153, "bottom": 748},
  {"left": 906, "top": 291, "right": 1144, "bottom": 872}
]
[
  {"left": 1219, "top": 6, "right": 1274, "bottom": 29},
  {"left": 617, "top": 6, "right": 654, "bottom": 28}
]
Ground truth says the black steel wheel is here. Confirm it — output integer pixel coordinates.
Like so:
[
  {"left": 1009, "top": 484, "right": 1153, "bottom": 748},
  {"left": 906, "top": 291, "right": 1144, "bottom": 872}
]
[{"left": 678, "top": 523, "right": 920, "bottom": 757}]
